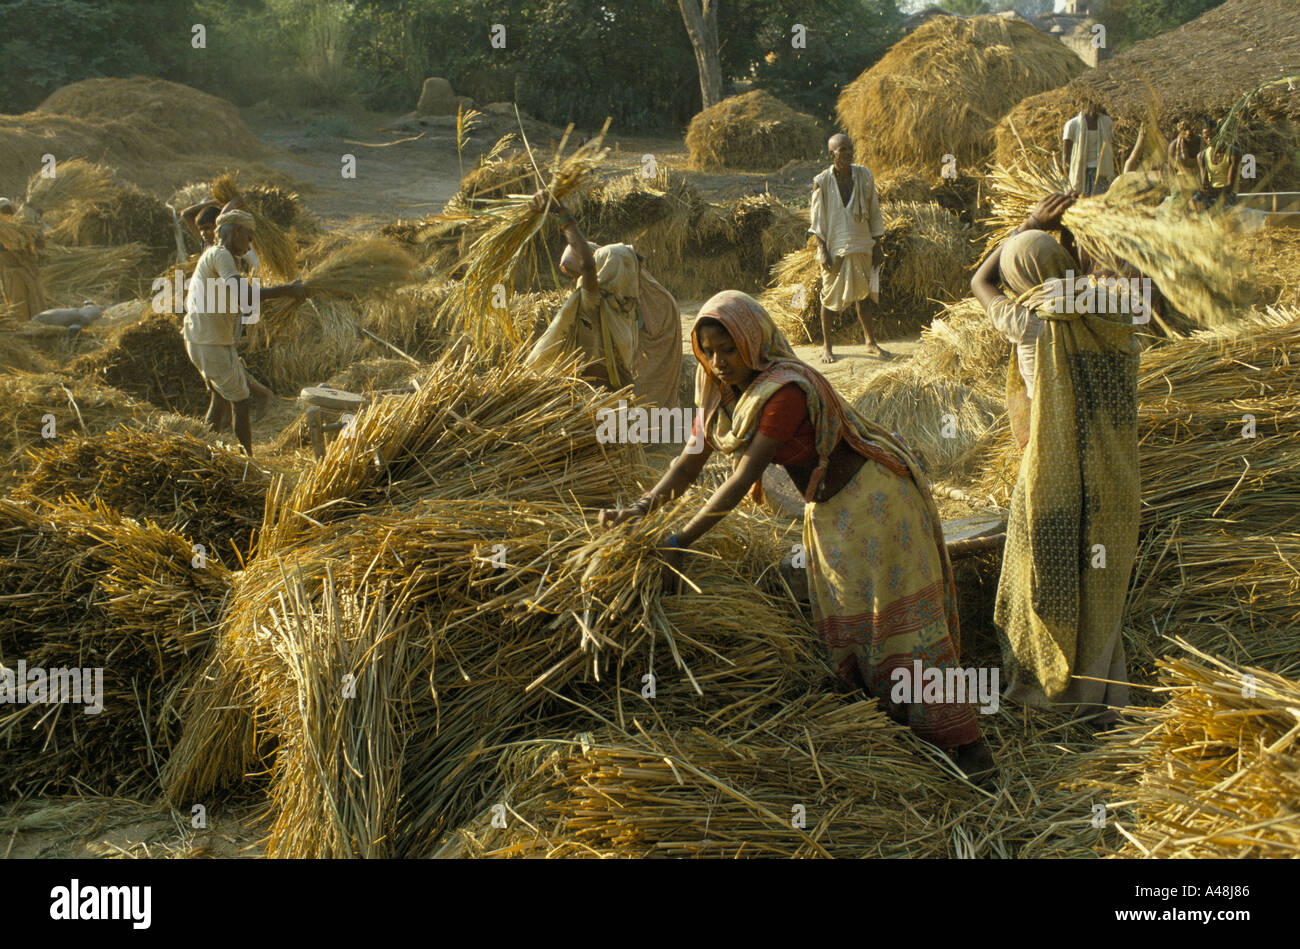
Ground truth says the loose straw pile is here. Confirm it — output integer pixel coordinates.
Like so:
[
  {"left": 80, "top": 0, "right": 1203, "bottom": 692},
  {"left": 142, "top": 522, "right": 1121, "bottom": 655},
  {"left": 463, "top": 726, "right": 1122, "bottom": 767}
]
[{"left": 1087, "top": 641, "right": 1300, "bottom": 858}]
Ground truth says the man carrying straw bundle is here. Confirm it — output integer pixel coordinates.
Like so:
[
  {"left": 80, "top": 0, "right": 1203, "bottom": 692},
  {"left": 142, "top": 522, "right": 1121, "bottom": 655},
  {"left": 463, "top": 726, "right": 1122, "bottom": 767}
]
[
  {"left": 182, "top": 208, "right": 308, "bottom": 455},
  {"left": 599, "top": 290, "right": 995, "bottom": 785},
  {"left": 524, "top": 189, "right": 682, "bottom": 409},
  {"left": 809, "top": 134, "right": 887, "bottom": 363},
  {"left": 182, "top": 196, "right": 277, "bottom": 412},
  {"left": 1062, "top": 101, "right": 1116, "bottom": 198},
  {"left": 971, "top": 193, "right": 1139, "bottom": 725}
]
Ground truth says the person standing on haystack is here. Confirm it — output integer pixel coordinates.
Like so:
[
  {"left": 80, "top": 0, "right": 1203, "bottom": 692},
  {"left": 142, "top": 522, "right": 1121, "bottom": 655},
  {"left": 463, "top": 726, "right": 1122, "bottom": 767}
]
[
  {"left": 524, "top": 189, "right": 682, "bottom": 410},
  {"left": 971, "top": 192, "right": 1139, "bottom": 726},
  {"left": 809, "top": 134, "right": 887, "bottom": 363},
  {"left": 0, "top": 197, "right": 48, "bottom": 321},
  {"left": 1062, "top": 101, "right": 1116, "bottom": 197},
  {"left": 182, "top": 208, "right": 308, "bottom": 455}
]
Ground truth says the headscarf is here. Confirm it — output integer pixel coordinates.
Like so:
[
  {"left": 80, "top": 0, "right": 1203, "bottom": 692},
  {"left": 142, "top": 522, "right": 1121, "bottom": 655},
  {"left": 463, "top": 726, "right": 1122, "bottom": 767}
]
[
  {"left": 690, "top": 290, "right": 918, "bottom": 503},
  {"left": 526, "top": 243, "right": 640, "bottom": 386},
  {"left": 214, "top": 208, "right": 256, "bottom": 232},
  {"left": 999, "top": 230, "right": 1077, "bottom": 315}
]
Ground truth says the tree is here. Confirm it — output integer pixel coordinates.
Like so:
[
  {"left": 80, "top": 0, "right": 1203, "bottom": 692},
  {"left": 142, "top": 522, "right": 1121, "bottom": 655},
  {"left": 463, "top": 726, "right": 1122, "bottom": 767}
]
[
  {"left": 1097, "top": 0, "right": 1225, "bottom": 49},
  {"left": 936, "top": 0, "right": 991, "bottom": 14},
  {"left": 678, "top": 0, "right": 722, "bottom": 110}
]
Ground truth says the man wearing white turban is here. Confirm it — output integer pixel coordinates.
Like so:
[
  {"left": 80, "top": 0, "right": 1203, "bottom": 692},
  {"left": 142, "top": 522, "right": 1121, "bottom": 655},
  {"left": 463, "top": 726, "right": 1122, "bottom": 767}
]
[{"left": 183, "top": 208, "right": 307, "bottom": 455}]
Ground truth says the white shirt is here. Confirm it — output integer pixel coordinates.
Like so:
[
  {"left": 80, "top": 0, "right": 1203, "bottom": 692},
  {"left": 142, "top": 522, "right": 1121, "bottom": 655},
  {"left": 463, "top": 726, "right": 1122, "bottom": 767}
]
[
  {"left": 809, "top": 165, "right": 884, "bottom": 259},
  {"left": 987, "top": 295, "right": 1044, "bottom": 398},
  {"left": 184, "top": 246, "right": 243, "bottom": 346}
]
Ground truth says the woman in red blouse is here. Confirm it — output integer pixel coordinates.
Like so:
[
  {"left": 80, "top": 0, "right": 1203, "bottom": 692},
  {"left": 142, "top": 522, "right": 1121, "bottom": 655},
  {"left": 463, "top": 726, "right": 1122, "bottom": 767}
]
[{"left": 599, "top": 291, "right": 994, "bottom": 783}]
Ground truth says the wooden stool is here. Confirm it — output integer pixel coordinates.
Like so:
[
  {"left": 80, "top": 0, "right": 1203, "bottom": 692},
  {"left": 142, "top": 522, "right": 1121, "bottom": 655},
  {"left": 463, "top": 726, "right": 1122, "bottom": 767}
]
[{"left": 299, "top": 384, "right": 415, "bottom": 459}]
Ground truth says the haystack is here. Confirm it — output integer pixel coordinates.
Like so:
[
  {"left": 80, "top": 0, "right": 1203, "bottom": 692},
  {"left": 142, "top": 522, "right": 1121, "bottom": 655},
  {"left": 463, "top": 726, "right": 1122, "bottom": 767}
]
[
  {"left": 838, "top": 15, "right": 1085, "bottom": 172},
  {"left": 993, "top": 0, "right": 1300, "bottom": 188},
  {"left": 849, "top": 364, "right": 1003, "bottom": 479},
  {"left": 242, "top": 297, "right": 365, "bottom": 394},
  {"left": 72, "top": 310, "right": 211, "bottom": 415},
  {"left": 1087, "top": 643, "right": 1300, "bottom": 858},
  {"left": 46, "top": 181, "right": 175, "bottom": 278},
  {"left": 686, "top": 91, "right": 824, "bottom": 172},
  {"left": 0, "top": 372, "right": 151, "bottom": 480},
  {"left": 18, "top": 429, "right": 269, "bottom": 563},
  {"left": 38, "top": 242, "right": 149, "bottom": 307},
  {"left": 0, "top": 497, "right": 231, "bottom": 797},
  {"left": 762, "top": 201, "right": 975, "bottom": 344},
  {"left": 23, "top": 158, "right": 115, "bottom": 216}
]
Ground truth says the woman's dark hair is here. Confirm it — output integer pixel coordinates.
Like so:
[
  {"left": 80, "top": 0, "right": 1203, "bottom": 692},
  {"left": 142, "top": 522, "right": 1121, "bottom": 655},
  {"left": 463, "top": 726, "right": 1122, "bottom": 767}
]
[
  {"left": 197, "top": 205, "right": 220, "bottom": 226},
  {"left": 695, "top": 317, "right": 727, "bottom": 334}
]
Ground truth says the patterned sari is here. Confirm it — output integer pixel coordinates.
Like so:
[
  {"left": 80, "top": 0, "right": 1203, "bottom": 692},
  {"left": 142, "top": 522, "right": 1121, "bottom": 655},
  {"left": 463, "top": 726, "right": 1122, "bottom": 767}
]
[{"left": 692, "top": 292, "right": 981, "bottom": 748}]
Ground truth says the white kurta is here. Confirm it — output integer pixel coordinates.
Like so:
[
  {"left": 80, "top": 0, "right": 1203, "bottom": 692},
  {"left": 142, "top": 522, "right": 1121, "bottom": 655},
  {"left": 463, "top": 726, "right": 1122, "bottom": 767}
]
[{"left": 809, "top": 165, "right": 884, "bottom": 310}]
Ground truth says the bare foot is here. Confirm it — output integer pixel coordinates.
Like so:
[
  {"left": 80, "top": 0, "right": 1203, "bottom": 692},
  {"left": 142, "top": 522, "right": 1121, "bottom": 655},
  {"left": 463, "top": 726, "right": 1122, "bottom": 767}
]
[
  {"left": 953, "top": 739, "right": 998, "bottom": 788},
  {"left": 864, "top": 342, "right": 891, "bottom": 359},
  {"left": 820, "top": 349, "right": 837, "bottom": 364}
]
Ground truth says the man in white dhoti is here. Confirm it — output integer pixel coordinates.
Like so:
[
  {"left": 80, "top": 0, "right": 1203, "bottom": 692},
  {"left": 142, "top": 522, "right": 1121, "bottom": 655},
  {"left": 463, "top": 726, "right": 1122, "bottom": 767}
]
[{"left": 809, "top": 133, "right": 886, "bottom": 363}]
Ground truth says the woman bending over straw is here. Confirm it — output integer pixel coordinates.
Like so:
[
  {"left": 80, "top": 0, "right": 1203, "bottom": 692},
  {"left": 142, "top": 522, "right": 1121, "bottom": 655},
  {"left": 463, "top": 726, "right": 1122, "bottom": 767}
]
[
  {"left": 598, "top": 290, "right": 994, "bottom": 783},
  {"left": 524, "top": 190, "right": 682, "bottom": 409},
  {"left": 971, "top": 193, "right": 1139, "bottom": 724}
]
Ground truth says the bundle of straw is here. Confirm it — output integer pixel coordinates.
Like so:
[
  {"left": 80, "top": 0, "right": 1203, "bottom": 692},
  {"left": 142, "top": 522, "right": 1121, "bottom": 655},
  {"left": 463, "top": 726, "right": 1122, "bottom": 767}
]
[
  {"left": 18, "top": 428, "right": 270, "bottom": 563},
  {"left": 71, "top": 311, "right": 212, "bottom": 415},
  {"left": 1087, "top": 641, "right": 1300, "bottom": 858},
  {"left": 0, "top": 372, "right": 150, "bottom": 480},
  {"left": 984, "top": 158, "right": 1255, "bottom": 328},
  {"left": 23, "top": 159, "right": 115, "bottom": 215},
  {"left": 38, "top": 242, "right": 149, "bottom": 306},
  {"left": 911, "top": 297, "right": 1012, "bottom": 396},
  {"left": 0, "top": 497, "right": 231, "bottom": 797},
  {"left": 46, "top": 182, "right": 175, "bottom": 276},
  {"left": 165, "top": 491, "right": 809, "bottom": 857},
  {"left": 211, "top": 172, "right": 298, "bottom": 282},
  {"left": 441, "top": 694, "right": 1110, "bottom": 859},
  {"left": 257, "top": 347, "right": 649, "bottom": 552},
  {"left": 1126, "top": 530, "right": 1300, "bottom": 677},
  {"left": 849, "top": 364, "right": 1003, "bottom": 479},
  {"left": 254, "top": 238, "right": 416, "bottom": 329},
  {"left": 435, "top": 121, "right": 610, "bottom": 349}
]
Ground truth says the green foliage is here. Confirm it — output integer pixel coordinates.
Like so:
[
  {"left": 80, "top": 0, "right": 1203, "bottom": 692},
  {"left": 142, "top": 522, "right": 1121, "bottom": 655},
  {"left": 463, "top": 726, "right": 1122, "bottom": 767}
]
[
  {"left": 936, "top": 0, "right": 990, "bottom": 14},
  {"left": 0, "top": 0, "right": 196, "bottom": 112},
  {"left": 1097, "top": 0, "right": 1225, "bottom": 50},
  {"left": 728, "top": 0, "right": 904, "bottom": 126}
]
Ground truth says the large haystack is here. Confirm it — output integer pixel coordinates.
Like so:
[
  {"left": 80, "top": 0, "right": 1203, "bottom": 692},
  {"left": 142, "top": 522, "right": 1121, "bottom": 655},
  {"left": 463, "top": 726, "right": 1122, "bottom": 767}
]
[
  {"left": 994, "top": 0, "right": 1300, "bottom": 188},
  {"left": 686, "top": 90, "right": 824, "bottom": 172},
  {"left": 0, "top": 78, "right": 266, "bottom": 198},
  {"left": 838, "top": 15, "right": 1085, "bottom": 172}
]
